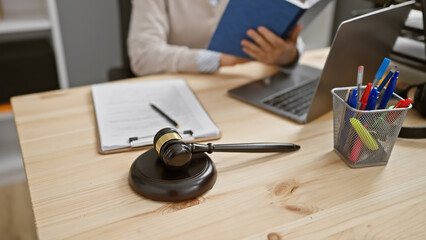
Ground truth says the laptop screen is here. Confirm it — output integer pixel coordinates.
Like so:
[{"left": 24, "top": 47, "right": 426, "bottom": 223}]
[{"left": 228, "top": 1, "right": 415, "bottom": 123}]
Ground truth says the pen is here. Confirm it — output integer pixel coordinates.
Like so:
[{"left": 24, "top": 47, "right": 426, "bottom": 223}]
[
  {"left": 349, "top": 86, "right": 379, "bottom": 163},
  {"left": 372, "top": 57, "right": 391, "bottom": 88},
  {"left": 351, "top": 87, "right": 376, "bottom": 162},
  {"left": 393, "top": 98, "right": 412, "bottom": 109},
  {"left": 371, "top": 97, "right": 411, "bottom": 128},
  {"left": 377, "top": 71, "right": 399, "bottom": 109},
  {"left": 150, "top": 103, "right": 180, "bottom": 128},
  {"left": 365, "top": 88, "right": 379, "bottom": 110},
  {"left": 348, "top": 89, "right": 358, "bottom": 108},
  {"left": 356, "top": 65, "right": 364, "bottom": 109},
  {"left": 385, "top": 98, "right": 412, "bottom": 123},
  {"left": 360, "top": 83, "right": 372, "bottom": 110},
  {"left": 350, "top": 136, "right": 363, "bottom": 163},
  {"left": 345, "top": 88, "right": 351, "bottom": 102},
  {"left": 342, "top": 88, "right": 358, "bottom": 155},
  {"left": 377, "top": 66, "right": 397, "bottom": 92},
  {"left": 350, "top": 87, "right": 378, "bottom": 162},
  {"left": 339, "top": 88, "right": 357, "bottom": 153}
]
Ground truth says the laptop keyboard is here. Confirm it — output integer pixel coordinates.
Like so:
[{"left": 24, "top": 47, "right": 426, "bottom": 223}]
[{"left": 262, "top": 81, "right": 318, "bottom": 116}]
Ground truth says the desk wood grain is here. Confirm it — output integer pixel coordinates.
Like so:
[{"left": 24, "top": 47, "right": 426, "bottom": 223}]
[{"left": 11, "top": 49, "right": 426, "bottom": 239}]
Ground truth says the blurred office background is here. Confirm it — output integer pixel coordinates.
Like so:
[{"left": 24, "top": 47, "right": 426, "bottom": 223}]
[{"left": 0, "top": 0, "right": 424, "bottom": 239}]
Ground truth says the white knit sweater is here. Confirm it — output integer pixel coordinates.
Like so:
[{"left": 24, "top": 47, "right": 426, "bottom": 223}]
[{"left": 127, "top": 0, "right": 228, "bottom": 76}]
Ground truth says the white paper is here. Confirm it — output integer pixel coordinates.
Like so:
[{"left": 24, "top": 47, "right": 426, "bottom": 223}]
[{"left": 91, "top": 78, "right": 219, "bottom": 151}]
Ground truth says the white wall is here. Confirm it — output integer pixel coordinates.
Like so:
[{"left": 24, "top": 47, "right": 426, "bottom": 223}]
[
  {"left": 55, "top": 0, "right": 122, "bottom": 87},
  {"left": 300, "top": 0, "right": 336, "bottom": 50}
]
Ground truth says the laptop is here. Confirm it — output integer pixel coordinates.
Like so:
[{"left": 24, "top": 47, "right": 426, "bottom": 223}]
[{"left": 228, "top": 1, "right": 415, "bottom": 123}]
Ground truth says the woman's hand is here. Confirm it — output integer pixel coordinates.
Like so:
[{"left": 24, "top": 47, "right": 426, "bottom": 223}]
[{"left": 241, "top": 24, "right": 302, "bottom": 66}]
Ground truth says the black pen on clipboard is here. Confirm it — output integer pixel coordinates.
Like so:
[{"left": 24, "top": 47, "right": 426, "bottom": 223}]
[{"left": 150, "top": 103, "right": 180, "bottom": 129}]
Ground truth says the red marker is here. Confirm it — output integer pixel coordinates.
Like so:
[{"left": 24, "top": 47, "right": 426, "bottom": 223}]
[
  {"left": 386, "top": 98, "right": 412, "bottom": 123},
  {"left": 360, "top": 83, "right": 372, "bottom": 110},
  {"left": 393, "top": 98, "right": 412, "bottom": 109},
  {"left": 350, "top": 136, "right": 363, "bottom": 163}
]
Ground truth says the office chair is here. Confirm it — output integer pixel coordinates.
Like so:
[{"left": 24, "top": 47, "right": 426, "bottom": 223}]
[{"left": 108, "top": 0, "right": 135, "bottom": 81}]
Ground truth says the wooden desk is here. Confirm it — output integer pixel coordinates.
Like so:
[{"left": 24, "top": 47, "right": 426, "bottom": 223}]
[{"left": 11, "top": 49, "right": 426, "bottom": 239}]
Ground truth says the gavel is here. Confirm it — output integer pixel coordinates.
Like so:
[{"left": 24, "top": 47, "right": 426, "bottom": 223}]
[{"left": 154, "top": 128, "right": 301, "bottom": 170}]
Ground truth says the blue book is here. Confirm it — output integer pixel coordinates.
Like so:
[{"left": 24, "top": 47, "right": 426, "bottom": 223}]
[{"left": 207, "top": 0, "right": 321, "bottom": 59}]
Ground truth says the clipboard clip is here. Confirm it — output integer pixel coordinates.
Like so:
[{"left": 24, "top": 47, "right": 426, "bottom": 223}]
[{"left": 129, "top": 130, "right": 195, "bottom": 148}]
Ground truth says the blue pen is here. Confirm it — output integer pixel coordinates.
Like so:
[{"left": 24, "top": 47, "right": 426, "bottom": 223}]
[
  {"left": 365, "top": 88, "right": 379, "bottom": 110},
  {"left": 339, "top": 88, "right": 357, "bottom": 153},
  {"left": 348, "top": 89, "right": 358, "bottom": 108},
  {"left": 372, "top": 58, "right": 391, "bottom": 88},
  {"left": 377, "top": 66, "right": 397, "bottom": 92},
  {"left": 377, "top": 71, "right": 399, "bottom": 109}
]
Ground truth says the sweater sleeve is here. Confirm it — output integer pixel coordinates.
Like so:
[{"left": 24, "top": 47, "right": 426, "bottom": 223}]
[
  {"left": 127, "top": 0, "right": 202, "bottom": 76},
  {"left": 197, "top": 50, "right": 221, "bottom": 72}
]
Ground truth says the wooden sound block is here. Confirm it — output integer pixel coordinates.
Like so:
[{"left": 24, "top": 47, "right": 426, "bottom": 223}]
[{"left": 128, "top": 148, "right": 217, "bottom": 202}]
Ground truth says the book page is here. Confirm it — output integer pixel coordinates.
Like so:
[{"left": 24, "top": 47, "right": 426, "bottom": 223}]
[{"left": 91, "top": 79, "right": 219, "bottom": 151}]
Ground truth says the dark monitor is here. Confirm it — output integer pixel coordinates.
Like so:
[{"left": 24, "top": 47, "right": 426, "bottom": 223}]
[{"left": 390, "top": 0, "right": 426, "bottom": 71}]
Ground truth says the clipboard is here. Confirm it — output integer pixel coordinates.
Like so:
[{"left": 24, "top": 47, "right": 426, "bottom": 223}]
[{"left": 91, "top": 78, "right": 221, "bottom": 154}]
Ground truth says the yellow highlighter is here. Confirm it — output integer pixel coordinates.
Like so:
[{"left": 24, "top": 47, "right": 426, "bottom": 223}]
[{"left": 350, "top": 118, "right": 378, "bottom": 150}]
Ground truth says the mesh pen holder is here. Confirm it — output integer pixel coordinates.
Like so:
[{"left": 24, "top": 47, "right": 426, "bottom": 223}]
[{"left": 331, "top": 87, "right": 411, "bottom": 168}]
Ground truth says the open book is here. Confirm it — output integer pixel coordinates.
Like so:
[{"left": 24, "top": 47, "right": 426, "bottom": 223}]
[
  {"left": 91, "top": 79, "right": 220, "bottom": 153},
  {"left": 207, "top": 0, "right": 322, "bottom": 58}
]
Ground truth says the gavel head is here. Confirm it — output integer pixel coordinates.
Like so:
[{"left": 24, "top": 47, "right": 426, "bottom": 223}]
[{"left": 153, "top": 128, "right": 192, "bottom": 170}]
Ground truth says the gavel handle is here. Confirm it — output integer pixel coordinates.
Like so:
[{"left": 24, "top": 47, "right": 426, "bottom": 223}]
[{"left": 188, "top": 143, "right": 300, "bottom": 153}]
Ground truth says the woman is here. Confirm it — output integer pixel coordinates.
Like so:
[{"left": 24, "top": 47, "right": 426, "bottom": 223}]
[{"left": 128, "top": 0, "right": 303, "bottom": 76}]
